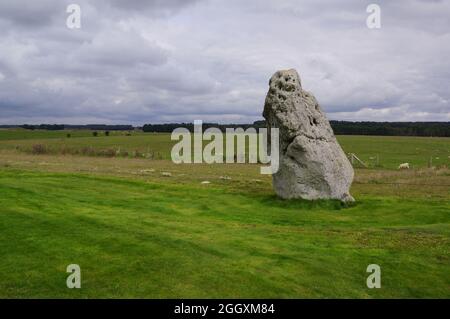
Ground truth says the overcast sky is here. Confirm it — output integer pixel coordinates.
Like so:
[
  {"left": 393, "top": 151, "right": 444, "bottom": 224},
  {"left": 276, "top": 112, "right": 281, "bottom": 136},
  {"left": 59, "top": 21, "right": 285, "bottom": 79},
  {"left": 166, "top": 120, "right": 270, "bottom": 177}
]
[{"left": 0, "top": 0, "right": 449, "bottom": 124}]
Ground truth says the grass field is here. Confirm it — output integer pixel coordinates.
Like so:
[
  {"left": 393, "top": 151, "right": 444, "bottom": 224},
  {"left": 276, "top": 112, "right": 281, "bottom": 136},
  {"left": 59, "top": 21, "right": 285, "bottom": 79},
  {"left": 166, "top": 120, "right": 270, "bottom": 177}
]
[
  {"left": 1, "top": 129, "right": 449, "bottom": 168},
  {"left": 0, "top": 129, "right": 449, "bottom": 298}
]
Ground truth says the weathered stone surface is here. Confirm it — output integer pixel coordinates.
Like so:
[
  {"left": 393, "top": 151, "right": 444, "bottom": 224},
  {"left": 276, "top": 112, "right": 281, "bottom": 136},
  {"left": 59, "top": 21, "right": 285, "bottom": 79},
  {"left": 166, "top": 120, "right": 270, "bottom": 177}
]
[{"left": 263, "top": 69, "right": 354, "bottom": 202}]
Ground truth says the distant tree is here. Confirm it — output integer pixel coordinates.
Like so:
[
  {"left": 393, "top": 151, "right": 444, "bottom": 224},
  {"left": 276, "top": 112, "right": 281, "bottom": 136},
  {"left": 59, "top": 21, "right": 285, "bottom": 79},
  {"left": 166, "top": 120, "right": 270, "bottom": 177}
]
[
  {"left": 21, "top": 124, "right": 64, "bottom": 130},
  {"left": 66, "top": 133, "right": 71, "bottom": 138},
  {"left": 253, "top": 120, "right": 266, "bottom": 128},
  {"left": 105, "top": 131, "right": 110, "bottom": 136},
  {"left": 92, "top": 131, "right": 98, "bottom": 137}
]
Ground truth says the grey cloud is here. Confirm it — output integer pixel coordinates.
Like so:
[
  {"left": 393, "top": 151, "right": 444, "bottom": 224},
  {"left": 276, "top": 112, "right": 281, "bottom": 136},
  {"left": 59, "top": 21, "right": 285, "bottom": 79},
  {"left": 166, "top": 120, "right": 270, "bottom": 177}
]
[
  {"left": 107, "top": 0, "right": 201, "bottom": 12},
  {"left": 0, "top": 0, "right": 449, "bottom": 125},
  {"left": 0, "top": 0, "right": 64, "bottom": 27},
  {"left": 74, "top": 30, "right": 168, "bottom": 67}
]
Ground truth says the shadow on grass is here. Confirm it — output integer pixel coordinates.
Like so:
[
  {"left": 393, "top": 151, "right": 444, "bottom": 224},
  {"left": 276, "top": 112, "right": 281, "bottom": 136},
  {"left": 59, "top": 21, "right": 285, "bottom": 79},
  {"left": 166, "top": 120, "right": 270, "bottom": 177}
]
[{"left": 257, "top": 194, "right": 358, "bottom": 211}]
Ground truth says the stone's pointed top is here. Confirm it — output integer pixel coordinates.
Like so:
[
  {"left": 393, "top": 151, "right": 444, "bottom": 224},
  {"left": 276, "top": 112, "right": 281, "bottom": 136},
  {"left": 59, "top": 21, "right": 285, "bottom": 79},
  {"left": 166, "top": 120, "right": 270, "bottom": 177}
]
[
  {"left": 269, "top": 68, "right": 302, "bottom": 92},
  {"left": 274, "top": 68, "right": 300, "bottom": 78}
]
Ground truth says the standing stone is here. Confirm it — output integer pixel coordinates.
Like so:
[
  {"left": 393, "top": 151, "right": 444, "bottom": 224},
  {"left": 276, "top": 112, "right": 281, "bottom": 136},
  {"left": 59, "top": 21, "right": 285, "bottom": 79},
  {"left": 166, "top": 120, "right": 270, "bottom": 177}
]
[{"left": 263, "top": 69, "right": 354, "bottom": 202}]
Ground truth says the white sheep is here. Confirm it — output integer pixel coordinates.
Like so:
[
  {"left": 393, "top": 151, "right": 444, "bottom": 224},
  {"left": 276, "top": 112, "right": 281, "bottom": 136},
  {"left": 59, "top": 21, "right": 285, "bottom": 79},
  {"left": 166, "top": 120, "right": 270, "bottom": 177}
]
[{"left": 398, "top": 163, "right": 410, "bottom": 170}]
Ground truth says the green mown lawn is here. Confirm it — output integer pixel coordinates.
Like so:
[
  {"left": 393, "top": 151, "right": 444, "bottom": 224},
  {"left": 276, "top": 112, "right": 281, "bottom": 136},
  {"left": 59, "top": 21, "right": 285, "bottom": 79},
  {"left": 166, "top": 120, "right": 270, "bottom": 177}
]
[{"left": 0, "top": 169, "right": 448, "bottom": 298}]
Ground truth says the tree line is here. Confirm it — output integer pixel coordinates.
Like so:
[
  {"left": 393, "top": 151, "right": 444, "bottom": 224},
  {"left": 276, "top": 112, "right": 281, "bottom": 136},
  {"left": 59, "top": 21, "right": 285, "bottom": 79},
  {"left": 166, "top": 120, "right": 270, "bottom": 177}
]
[
  {"left": 142, "top": 121, "right": 450, "bottom": 137},
  {"left": 329, "top": 121, "right": 450, "bottom": 137},
  {"left": 19, "top": 124, "right": 134, "bottom": 131},
  {"left": 8, "top": 121, "right": 449, "bottom": 137}
]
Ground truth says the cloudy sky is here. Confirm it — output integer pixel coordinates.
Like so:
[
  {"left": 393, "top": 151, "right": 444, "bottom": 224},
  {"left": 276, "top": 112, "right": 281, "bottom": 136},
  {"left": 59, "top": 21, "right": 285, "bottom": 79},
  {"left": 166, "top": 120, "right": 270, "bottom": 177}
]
[{"left": 0, "top": 0, "right": 449, "bottom": 124}]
